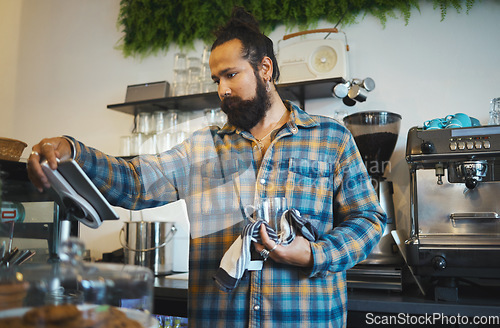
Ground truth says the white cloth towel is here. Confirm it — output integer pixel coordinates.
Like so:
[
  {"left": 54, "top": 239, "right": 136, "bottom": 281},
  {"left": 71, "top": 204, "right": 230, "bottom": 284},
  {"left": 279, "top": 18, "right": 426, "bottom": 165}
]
[{"left": 213, "top": 209, "right": 319, "bottom": 292}]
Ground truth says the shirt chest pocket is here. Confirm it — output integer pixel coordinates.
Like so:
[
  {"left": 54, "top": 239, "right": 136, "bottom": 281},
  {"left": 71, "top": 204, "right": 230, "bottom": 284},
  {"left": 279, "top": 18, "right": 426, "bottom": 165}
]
[
  {"left": 285, "top": 158, "right": 334, "bottom": 223},
  {"left": 199, "top": 160, "right": 242, "bottom": 216}
]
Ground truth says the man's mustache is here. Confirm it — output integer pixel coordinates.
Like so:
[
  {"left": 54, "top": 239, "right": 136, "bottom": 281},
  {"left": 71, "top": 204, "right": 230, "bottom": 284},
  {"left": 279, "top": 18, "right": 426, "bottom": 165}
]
[{"left": 221, "top": 96, "right": 245, "bottom": 108}]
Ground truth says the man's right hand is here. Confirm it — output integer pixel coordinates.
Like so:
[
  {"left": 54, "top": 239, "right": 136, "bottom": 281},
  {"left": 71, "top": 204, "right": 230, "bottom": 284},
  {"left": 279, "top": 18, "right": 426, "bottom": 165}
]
[{"left": 27, "top": 137, "right": 72, "bottom": 192}]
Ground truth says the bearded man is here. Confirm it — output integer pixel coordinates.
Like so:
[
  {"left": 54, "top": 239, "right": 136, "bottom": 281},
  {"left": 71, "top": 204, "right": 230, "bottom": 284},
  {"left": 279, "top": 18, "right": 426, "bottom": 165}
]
[{"left": 28, "top": 7, "right": 386, "bottom": 328}]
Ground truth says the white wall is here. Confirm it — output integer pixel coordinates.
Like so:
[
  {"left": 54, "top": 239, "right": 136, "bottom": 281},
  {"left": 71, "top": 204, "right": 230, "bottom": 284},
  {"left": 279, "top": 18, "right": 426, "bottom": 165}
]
[
  {"left": 0, "top": 0, "right": 23, "bottom": 136},
  {"left": 1, "top": 0, "right": 499, "bottom": 260}
]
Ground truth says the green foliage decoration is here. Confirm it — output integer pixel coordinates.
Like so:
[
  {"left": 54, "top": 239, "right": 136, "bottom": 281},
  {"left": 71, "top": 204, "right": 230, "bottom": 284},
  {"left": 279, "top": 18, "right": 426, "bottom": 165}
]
[{"left": 117, "top": 0, "right": 479, "bottom": 57}]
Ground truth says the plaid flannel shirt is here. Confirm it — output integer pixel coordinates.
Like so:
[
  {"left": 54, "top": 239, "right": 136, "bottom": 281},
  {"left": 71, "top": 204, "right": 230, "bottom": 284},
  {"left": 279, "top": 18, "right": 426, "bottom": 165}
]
[{"left": 72, "top": 101, "right": 386, "bottom": 328}]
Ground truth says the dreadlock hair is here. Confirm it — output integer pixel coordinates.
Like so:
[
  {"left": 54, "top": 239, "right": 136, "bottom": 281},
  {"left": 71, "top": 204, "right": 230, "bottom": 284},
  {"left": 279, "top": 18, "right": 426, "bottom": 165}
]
[{"left": 211, "top": 7, "right": 280, "bottom": 83}]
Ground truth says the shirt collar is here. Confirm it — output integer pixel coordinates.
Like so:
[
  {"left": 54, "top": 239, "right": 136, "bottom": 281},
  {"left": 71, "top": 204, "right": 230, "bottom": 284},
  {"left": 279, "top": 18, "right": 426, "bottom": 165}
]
[
  {"left": 216, "top": 100, "right": 320, "bottom": 137},
  {"left": 285, "top": 100, "right": 319, "bottom": 129}
]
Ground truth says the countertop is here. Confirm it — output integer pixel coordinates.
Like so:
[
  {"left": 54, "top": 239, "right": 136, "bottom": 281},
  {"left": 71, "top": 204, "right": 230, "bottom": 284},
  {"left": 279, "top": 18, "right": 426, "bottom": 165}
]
[
  {"left": 154, "top": 273, "right": 189, "bottom": 317},
  {"left": 153, "top": 273, "right": 500, "bottom": 319},
  {"left": 347, "top": 287, "right": 500, "bottom": 317},
  {"left": 154, "top": 273, "right": 189, "bottom": 300}
]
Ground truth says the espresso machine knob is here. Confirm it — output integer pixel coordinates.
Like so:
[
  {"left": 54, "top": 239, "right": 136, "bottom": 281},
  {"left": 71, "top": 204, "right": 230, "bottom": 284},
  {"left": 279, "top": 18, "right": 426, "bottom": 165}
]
[
  {"left": 432, "top": 256, "right": 447, "bottom": 270},
  {"left": 421, "top": 141, "right": 435, "bottom": 154}
]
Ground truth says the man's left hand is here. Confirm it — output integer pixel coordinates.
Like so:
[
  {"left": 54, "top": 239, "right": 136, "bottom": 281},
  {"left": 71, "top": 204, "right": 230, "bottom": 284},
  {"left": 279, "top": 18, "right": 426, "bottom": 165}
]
[{"left": 253, "top": 224, "right": 314, "bottom": 267}]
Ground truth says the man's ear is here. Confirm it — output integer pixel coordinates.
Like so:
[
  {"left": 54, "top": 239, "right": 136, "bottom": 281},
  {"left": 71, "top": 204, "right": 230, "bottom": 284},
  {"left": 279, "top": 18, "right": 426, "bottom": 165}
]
[{"left": 260, "top": 56, "right": 274, "bottom": 82}]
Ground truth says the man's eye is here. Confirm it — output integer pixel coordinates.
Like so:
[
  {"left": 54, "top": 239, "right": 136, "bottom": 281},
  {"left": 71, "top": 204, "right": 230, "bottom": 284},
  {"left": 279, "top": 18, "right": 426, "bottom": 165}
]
[{"left": 227, "top": 73, "right": 237, "bottom": 78}]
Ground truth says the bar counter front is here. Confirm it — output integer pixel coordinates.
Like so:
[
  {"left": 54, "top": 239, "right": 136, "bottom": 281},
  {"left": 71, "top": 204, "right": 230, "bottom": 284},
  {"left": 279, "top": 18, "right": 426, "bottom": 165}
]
[{"left": 154, "top": 273, "right": 500, "bottom": 327}]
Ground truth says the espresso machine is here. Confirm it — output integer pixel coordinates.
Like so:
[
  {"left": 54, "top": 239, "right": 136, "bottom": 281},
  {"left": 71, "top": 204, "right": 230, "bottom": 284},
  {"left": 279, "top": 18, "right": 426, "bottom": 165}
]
[
  {"left": 406, "top": 125, "right": 500, "bottom": 301},
  {"left": 343, "top": 111, "right": 404, "bottom": 290}
]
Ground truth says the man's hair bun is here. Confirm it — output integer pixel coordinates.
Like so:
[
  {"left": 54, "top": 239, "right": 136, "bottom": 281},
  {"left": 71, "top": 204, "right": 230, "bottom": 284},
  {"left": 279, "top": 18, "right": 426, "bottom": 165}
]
[{"left": 211, "top": 6, "right": 280, "bottom": 83}]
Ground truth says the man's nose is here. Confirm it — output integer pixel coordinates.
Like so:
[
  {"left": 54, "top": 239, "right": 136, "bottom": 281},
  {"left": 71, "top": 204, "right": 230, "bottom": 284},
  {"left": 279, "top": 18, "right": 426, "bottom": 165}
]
[{"left": 218, "top": 83, "right": 231, "bottom": 100}]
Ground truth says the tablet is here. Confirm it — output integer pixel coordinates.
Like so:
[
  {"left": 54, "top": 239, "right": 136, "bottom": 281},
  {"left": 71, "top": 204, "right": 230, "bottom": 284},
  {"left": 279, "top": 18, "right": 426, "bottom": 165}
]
[{"left": 41, "top": 159, "right": 119, "bottom": 228}]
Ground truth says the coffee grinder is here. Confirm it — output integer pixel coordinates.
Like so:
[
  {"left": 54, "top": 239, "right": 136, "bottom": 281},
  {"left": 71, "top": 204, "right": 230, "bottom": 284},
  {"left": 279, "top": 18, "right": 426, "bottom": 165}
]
[{"left": 343, "top": 111, "right": 403, "bottom": 290}]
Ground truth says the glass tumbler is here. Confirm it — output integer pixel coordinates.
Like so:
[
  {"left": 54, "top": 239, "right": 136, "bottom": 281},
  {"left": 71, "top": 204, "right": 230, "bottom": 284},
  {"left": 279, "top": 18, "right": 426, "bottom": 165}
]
[
  {"left": 136, "top": 112, "right": 152, "bottom": 134},
  {"left": 204, "top": 108, "right": 219, "bottom": 126},
  {"left": 119, "top": 136, "right": 131, "bottom": 156},
  {"left": 166, "top": 110, "right": 180, "bottom": 131},
  {"left": 188, "top": 67, "right": 201, "bottom": 95},
  {"left": 202, "top": 45, "right": 211, "bottom": 65},
  {"left": 153, "top": 110, "right": 167, "bottom": 133},
  {"left": 130, "top": 133, "right": 143, "bottom": 156},
  {"left": 174, "top": 53, "right": 187, "bottom": 71},
  {"left": 172, "top": 82, "right": 188, "bottom": 96},
  {"left": 174, "top": 69, "right": 188, "bottom": 84},
  {"left": 187, "top": 56, "right": 201, "bottom": 70},
  {"left": 255, "top": 197, "right": 288, "bottom": 235},
  {"left": 215, "top": 108, "right": 227, "bottom": 127}
]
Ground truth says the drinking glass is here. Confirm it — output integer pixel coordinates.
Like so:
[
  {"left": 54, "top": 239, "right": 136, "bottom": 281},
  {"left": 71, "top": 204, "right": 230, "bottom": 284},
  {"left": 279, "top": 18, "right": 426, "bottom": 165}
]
[
  {"left": 255, "top": 197, "right": 288, "bottom": 234},
  {"left": 172, "top": 82, "right": 187, "bottom": 96},
  {"left": 174, "top": 53, "right": 187, "bottom": 71},
  {"left": 187, "top": 67, "right": 201, "bottom": 95},
  {"left": 136, "top": 112, "right": 152, "bottom": 134},
  {"left": 153, "top": 110, "right": 167, "bottom": 134},
  {"left": 173, "top": 69, "right": 188, "bottom": 84},
  {"left": 202, "top": 45, "right": 211, "bottom": 65},
  {"left": 203, "top": 108, "right": 226, "bottom": 128},
  {"left": 173, "top": 53, "right": 188, "bottom": 96},
  {"left": 180, "top": 111, "right": 192, "bottom": 134},
  {"left": 215, "top": 109, "right": 227, "bottom": 127},
  {"left": 166, "top": 110, "right": 179, "bottom": 131},
  {"left": 156, "top": 131, "right": 173, "bottom": 153},
  {"left": 200, "top": 64, "right": 211, "bottom": 81},
  {"left": 187, "top": 80, "right": 201, "bottom": 95},
  {"left": 187, "top": 56, "right": 201, "bottom": 70},
  {"left": 119, "top": 136, "right": 131, "bottom": 156},
  {"left": 200, "top": 63, "right": 216, "bottom": 93},
  {"left": 204, "top": 108, "right": 219, "bottom": 126},
  {"left": 130, "top": 133, "right": 143, "bottom": 156}
]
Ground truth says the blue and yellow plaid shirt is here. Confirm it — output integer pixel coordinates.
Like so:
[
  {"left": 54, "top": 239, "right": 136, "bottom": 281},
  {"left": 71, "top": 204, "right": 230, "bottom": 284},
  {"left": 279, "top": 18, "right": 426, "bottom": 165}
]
[{"left": 72, "top": 101, "right": 386, "bottom": 328}]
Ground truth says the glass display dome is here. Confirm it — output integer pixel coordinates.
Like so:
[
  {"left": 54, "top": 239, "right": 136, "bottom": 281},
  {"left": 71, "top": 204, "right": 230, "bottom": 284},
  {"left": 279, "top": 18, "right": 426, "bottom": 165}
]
[{"left": 0, "top": 238, "right": 157, "bottom": 327}]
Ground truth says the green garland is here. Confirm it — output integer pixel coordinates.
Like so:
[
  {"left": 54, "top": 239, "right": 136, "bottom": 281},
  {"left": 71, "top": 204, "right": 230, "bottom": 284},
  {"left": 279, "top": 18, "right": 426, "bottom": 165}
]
[{"left": 117, "top": 0, "right": 479, "bottom": 57}]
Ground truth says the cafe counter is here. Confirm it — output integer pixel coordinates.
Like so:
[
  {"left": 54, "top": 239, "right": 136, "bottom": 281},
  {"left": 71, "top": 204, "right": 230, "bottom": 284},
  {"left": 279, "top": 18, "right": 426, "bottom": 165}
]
[{"left": 154, "top": 274, "right": 500, "bottom": 327}]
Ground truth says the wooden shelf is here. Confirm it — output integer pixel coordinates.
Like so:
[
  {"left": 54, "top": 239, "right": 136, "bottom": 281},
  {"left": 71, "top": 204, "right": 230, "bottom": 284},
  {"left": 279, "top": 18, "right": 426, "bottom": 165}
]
[{"left": 107, "top": 77, "right": 345, "bottom": 115}]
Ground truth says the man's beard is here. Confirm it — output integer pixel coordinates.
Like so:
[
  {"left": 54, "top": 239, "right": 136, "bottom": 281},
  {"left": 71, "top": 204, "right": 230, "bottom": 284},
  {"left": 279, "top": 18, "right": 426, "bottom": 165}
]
[{"left": 220, "top": 77, "right": 271, "bottom": 131}]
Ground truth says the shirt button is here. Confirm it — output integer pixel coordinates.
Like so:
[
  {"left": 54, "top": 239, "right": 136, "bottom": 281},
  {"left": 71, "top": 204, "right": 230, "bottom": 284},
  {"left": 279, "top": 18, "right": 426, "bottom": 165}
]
[
  {"left": 253, "top": 304, "right": 260, "bottom": 311},
  {"left": 260, "top": 178, "right": 266, "bottom": 185},
  {"left": 291, "top": 127, "right": 298, "bottom": 133}
]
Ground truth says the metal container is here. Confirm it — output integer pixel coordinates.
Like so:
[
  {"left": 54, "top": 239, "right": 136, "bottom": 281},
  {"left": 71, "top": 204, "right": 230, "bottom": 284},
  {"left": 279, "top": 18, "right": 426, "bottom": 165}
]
[{"left": 121, "top": 221, "right": 176, "bottom": 276}]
